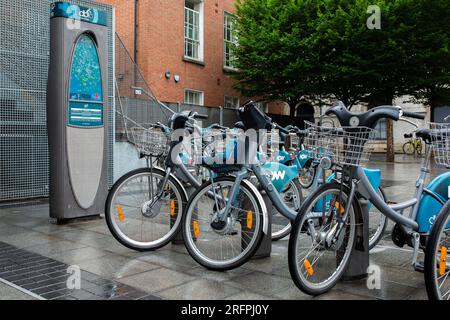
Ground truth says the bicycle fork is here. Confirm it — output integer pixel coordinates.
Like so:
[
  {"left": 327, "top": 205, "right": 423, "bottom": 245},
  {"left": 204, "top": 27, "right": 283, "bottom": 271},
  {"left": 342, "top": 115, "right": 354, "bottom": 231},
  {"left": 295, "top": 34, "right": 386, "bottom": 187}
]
[
  {"left": 212, "top": 169, "right": 248, "bottom": 227},
  {"left": 324, "top": 180, "right": 356, "bottom": 248}
]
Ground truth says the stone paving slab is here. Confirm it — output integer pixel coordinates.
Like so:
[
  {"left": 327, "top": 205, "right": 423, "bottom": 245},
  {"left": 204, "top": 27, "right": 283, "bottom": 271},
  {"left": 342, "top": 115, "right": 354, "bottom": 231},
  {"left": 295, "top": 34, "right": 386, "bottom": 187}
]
[{"left": 0, "top": 281, "right": 37, "bottom": 300}]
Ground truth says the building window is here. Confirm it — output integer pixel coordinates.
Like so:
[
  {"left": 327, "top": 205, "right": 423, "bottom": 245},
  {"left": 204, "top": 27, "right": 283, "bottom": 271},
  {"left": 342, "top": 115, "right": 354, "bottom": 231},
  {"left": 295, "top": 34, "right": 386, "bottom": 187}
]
[
  {"left": 224, "top": 96, "right": 239, "bottom": 109},
  {"left": 373, "top": 119, "right": 387, "bottom": 140},
  {"left": 224, "top": 12, "right": 237, "bottom": 69},
  {"left": 184, "top": 0, "right": 203, "bottom": 61},
  {"left": 256, "top": 102, "right": 269, "bottom": 113},
  {"left": 184, "top": 89, "right": 204, "bottom": 106}
]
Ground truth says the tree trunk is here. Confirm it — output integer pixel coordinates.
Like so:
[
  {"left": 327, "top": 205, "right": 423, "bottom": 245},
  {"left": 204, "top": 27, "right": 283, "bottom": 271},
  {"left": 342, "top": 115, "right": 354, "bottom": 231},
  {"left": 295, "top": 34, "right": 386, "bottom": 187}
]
[
  {"left": 368, "top": 91, "right": 395, "bottom": 162},
  {"left": 386, "top": 119, "right": 395, "bottom": 162}
]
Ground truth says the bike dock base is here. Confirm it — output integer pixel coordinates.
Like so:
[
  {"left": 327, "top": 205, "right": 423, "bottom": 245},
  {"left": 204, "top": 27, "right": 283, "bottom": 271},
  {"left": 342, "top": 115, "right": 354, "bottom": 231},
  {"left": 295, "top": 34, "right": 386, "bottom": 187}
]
[
  {"left": 251, "top": 191, "right": 272, "bottom": 259},
  {"left": 341, "top": 198, "right": 369, "bottom": 281}
]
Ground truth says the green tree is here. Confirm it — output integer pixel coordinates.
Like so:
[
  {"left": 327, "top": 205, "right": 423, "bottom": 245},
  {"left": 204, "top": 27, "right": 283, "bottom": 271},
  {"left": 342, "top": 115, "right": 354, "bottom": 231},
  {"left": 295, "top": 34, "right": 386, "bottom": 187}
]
[
  {"left": 404, "top": 0, "right": 450, "bottom": 110},
  {"left": 233, "top": 0, "right": 323, "bottom": 116},
  {"left": 233, "top": 0, "right": 450, "bottom": 161}
]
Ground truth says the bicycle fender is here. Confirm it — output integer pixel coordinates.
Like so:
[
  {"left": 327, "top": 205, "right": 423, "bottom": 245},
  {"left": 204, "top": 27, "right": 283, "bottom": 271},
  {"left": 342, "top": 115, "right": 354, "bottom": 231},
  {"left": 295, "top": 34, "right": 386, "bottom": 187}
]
[
  {"left": 273, "top": 150, "right": 292, "bottom": 164},
  {"left": 261, "top": 162, "right": 298, "bottom": 192},
  {"left": 297, "top": 149, "right": 312, "bottom": 167},
  {"left": 416, "top": 171, "right": 450, "bottom": 233},
  {"left": 241, "top": 179, "right": 269, "bottom": 235}
]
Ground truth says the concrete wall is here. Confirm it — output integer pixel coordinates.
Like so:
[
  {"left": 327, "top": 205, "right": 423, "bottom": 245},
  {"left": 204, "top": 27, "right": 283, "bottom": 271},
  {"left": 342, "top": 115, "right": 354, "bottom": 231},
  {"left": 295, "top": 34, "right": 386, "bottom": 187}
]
[{"left": 113, "top": 141, "right": 147, "bottom": 182}]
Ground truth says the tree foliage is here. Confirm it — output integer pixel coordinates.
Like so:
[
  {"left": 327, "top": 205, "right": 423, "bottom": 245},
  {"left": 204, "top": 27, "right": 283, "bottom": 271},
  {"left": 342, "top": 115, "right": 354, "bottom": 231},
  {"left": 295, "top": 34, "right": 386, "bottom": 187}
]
[{"left": 233, "top": 0, "right": 450, "bottom": 111}]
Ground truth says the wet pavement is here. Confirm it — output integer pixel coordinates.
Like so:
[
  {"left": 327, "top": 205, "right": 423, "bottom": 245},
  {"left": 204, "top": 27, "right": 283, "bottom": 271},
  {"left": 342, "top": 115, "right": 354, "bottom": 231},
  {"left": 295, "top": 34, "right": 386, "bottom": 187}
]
[{"left": 0, "top": 154, "right": 445, "bottom": 300}]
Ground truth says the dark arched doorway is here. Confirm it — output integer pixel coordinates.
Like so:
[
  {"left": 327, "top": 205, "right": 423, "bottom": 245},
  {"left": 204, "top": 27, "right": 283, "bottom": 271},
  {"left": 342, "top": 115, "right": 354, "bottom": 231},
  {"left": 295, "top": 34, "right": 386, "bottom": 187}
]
[{"left": 295, "top": 102, "right": 315, "bottom": 128}]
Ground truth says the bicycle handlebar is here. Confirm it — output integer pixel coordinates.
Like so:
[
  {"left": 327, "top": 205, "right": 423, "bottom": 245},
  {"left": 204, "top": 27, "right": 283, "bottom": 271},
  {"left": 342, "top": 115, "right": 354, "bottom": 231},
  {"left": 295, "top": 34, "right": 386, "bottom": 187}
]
[
  {"left": 401, "top": 111, "right": 425, "bottom": 120},
  {"left": 194, "top": 113, "right": 208, "bottom": 120}
]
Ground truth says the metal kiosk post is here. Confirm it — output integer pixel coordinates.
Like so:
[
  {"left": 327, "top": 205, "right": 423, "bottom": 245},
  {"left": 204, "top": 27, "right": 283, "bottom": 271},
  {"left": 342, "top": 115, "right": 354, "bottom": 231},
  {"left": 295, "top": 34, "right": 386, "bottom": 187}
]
[{"left": 47, "top": 2, "right": 109, "bottom": 223}]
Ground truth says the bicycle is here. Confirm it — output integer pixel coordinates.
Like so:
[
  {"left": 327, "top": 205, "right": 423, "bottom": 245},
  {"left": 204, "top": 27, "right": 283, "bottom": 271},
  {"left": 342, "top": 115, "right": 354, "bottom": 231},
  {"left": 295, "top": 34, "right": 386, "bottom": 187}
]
[
  {"left": 270, "top": 128, "right": 388, "bottom": 247},
  {"left": 105, "top": 111, "right": 210, "bottom": 251},
  {"left": 181, "top": 101, "right": 388, "bottom": 271},
  {"left": 403, "top": 132, "right": 424, "bottom": 155},
  {"left": 106, "top": 109, "right": 305, "bottom": 251},
  {"left": 424, "top": 122, "right": 450, "bottom": 300},
  {"left": 288, "top": 102, "right": 450, "bottom": 296}
]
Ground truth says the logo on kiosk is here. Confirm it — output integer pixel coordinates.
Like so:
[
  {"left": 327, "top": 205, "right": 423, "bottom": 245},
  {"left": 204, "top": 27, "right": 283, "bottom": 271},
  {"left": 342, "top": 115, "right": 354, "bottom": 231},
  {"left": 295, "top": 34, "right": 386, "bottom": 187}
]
[{"left": 79, "top": 8, "right": 94, "bottom": 19}]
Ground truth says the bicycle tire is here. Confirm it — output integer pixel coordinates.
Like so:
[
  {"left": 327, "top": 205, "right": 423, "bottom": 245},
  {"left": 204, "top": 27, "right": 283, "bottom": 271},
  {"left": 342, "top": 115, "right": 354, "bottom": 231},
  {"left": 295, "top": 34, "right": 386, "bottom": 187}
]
[
  {"left": 272, "top": 178, "right": 303, "bottom": 241},
  {"left": 105, "top": 167, "right": 187, "bottom": 251},
  {"left": 288, "top": 181, "right": 358, "bottom": 295},
  {"left": 182, "top": 176, "right": 266, "bottom": 271},
  {"left": 368, "top": 186, "right": 388, "bottom": 250},
  {"left": 425, "top": 200, "right": 450, "bottom": 300},
  {"left": 403, "top": 142, "right": 415, "bottom": 155}
]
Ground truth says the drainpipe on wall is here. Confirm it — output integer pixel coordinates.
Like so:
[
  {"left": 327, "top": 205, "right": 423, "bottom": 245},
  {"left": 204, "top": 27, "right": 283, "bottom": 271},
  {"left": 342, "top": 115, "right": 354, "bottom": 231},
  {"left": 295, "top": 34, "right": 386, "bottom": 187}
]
[{"left": 134, "top": 0, "right": 138, "bottom": 64}]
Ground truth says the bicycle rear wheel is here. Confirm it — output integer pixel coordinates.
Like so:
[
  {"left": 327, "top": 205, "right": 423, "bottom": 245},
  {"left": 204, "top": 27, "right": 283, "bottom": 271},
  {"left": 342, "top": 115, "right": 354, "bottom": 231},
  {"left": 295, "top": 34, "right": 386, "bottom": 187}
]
[
  {"left": 403, "top": 142, "right": 415, "bottom": 155},
  {"left": 368, "top": 187, "right": 388, "bottom": 250},
  {"left": 182, "top": 176, "right": 265, "bottom": 271},
  {"left": 425, "top": 200, "right": 450, "bottom": 300},
  {"left": 105, "top": 167, "right": 186, "bottom": 251},
  {"left": 288, "top": 182, "right": 357, "bottom": 295}
]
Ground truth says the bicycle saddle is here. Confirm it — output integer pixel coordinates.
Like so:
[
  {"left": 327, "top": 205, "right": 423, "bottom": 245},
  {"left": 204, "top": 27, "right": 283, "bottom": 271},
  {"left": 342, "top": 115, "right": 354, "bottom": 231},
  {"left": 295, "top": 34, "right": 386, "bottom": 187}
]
[
  {"left": 325, "top": 101, "right": 402, "bottom": 128},
  {"left": 233, "top": 121, "right": 246, "bottom": 130},
  {"left": 169, "top": 110, "right": 193, "bottom": 130},
  {"left": 404, "top": 133, "right": 413, "bottom": 139}
]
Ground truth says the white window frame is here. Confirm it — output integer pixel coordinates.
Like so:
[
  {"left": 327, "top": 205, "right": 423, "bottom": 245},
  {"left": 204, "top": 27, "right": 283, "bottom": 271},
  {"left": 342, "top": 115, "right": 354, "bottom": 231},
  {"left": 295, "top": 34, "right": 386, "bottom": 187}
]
[
  {"left": 184, "top": 89, "right": 204, "bottom": 106},
  {"left": 224, "top": 11, "right": 238, "bottom": 70},
  {"left": 184, "top": 0, "right": 204, "bottom": 62},
  {"left": 256, "top": 102, "right": 269, "bottom": 113},
  {"left": 224, "top": 95, "right": 240, "bottom": 109}
]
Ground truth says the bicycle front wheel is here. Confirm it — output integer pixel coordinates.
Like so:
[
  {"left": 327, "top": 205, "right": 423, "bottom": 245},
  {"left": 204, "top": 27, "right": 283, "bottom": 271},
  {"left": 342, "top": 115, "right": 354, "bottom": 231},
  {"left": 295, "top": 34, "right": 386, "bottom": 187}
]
[
  {"left": 105, "top": 167, "right": 186, "bottom": 251},
  {"left": 299, "top": 165, "right": 316, "bottom": 189},
  {"left": 182, "top": 176, "right": 265, "bottom": 271},
  {"left": 272, "top": 178, "right": 303, "bottom": 241},
  {"left": 425, "top": 200, "right": 450, "bottom": 300},
  {"left": 288, "top": 182, "right": 357, "bottom": 295}
]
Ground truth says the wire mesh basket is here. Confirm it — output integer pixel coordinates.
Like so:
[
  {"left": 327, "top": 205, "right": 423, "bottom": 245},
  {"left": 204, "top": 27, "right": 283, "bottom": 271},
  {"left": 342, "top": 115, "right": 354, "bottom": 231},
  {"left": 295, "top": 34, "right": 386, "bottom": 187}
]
[
  {"left": 303, "top": 121, "right": 375, "bottom": 167},
  {"left": 130, "top": 125, "right": 170, "bottom": 156},
  {"left": 200, "top": 129, "right": 241, "bottom": 159},
  {"left": 285, "top": 133, "right": 301, "bottom": 151},
  {"left": 429, "top": 122, "right": 450, "bottom": 167}
]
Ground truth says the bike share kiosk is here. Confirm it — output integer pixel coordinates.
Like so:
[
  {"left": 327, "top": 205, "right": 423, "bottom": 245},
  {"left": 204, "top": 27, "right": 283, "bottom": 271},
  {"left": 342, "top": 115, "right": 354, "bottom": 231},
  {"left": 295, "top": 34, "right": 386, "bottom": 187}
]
[{"left": 47, "top": 2, "right": 109, "bottom": 222}]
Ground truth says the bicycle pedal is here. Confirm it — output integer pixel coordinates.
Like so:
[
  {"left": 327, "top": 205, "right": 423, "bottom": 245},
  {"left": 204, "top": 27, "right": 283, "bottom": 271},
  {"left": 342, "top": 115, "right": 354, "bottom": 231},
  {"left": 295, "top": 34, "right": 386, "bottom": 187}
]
[{"left": 413, "top": 261, "right": 425, "bottom": 273}]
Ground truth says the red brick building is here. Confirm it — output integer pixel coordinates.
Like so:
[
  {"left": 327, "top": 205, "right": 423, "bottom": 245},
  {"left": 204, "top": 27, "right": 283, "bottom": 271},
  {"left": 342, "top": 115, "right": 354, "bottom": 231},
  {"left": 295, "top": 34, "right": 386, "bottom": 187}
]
[{"left": 99, "top": 0, "right": 243, "bottom": 108}]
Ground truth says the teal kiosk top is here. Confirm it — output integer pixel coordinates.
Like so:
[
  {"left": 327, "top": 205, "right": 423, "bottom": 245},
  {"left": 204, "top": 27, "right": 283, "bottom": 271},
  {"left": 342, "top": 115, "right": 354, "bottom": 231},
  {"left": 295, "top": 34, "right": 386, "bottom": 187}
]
[{"left": 51, "top": 1, "right": 108, "bottom": 26}]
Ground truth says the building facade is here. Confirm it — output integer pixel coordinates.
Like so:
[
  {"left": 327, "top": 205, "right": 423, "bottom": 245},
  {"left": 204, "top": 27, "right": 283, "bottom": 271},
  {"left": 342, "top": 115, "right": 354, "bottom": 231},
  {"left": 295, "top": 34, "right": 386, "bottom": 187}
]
[{"left": 99, "top": 0, "right": 243, "bottom": 108}]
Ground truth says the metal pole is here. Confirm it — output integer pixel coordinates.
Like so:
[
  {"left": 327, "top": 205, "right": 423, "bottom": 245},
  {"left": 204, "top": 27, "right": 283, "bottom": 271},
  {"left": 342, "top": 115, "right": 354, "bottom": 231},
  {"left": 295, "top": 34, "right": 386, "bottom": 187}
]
[
  {"left": 178, "top": 101, "right": 181, "bottom": 113},
  {"left": 219, "top": 106, "right": 223, "bottom": 125}
]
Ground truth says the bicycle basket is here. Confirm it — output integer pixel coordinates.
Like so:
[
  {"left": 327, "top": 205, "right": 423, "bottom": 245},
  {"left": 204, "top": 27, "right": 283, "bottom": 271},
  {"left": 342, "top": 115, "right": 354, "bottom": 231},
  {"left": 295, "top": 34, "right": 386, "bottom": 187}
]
[
  {"left": 429, "top": 122, "right": 450, "bottom": 167},
  {"left": 130, "top": 125, "right": 169, "bottom": 156},
  {"left": 303, "top": 121, "right": 375, "bottom": 167},
  {"left": 285, "top": 133, "right": 301, "bottom": 151}
]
